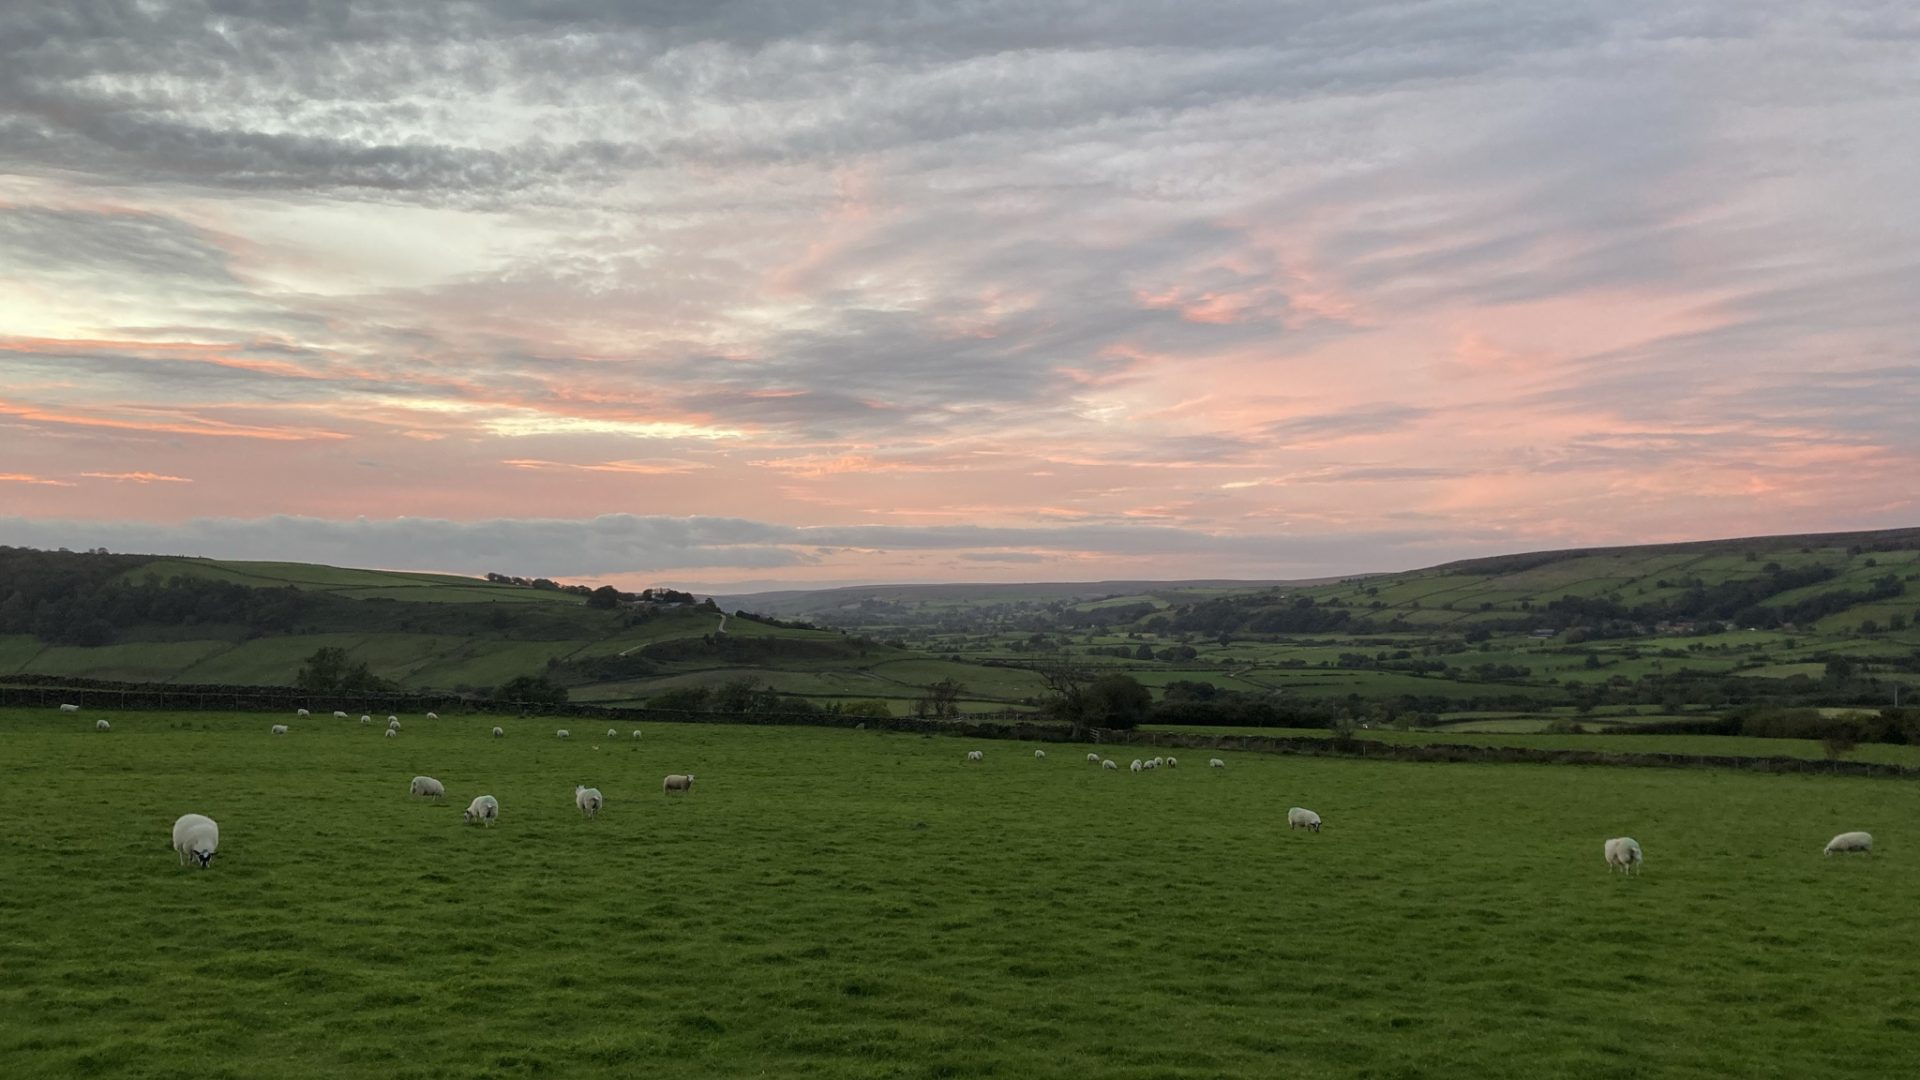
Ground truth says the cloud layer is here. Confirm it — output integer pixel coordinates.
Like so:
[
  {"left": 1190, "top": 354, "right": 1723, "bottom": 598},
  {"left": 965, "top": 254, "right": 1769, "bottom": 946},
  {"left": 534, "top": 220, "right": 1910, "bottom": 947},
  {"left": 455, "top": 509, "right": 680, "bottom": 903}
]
[{"left": 2, "top": 2, "right": 1915, "bottom": 585}]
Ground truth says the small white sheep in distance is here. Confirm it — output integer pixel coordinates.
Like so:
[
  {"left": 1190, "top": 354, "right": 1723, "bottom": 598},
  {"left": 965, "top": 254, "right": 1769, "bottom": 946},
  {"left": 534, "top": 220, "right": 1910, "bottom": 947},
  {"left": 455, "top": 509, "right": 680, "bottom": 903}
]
[
  {"left": 575, "top": 785, "right": 604, "bottom": 818},
  {"left": 410, "top": 776, "right": 445, "bottom": 799},
  {"left": 1086, "top": 752, "right": 1100, "bottom": 764},
  {"left": 663, "top": 773, "right": 695, "bottom": 795},
  {"left": 270, "top": 724, "right": 288, "bottom": 736},
  {"left": 60, "top": 703, "right": 80, "bottom": 712},
  {"left": 1130, "top": 759, "right": 1143, "bottom": 773},
  {"left": 1152, "top": 756, "right": 1165, "bottom": 768},
  {"left": 556, "top": 729, "right": 571, "bottom": 740},
  {"left": 632, "top": 730, "right": 642, "bottom": 740},
  {"left": 426, "top": 711, "right": 439, "bottom": 720},
  {"left": 361, "top": 715, "right": 372, "bottom": 724},
  {"left": 96, "top": 719, "right": 111, "bottom": 732},
  {"left": 1209, "top": 758, "right": 1225, "bottom": 768},
  {"left": 1102, "top": 759, "right": 1118, "bottom": 770},
  {"left": 606, "top": 728, "right": 618, "bottom": 738},
  {"left": 492, "top": 726, "right": 504, "bottom": 738},
  {"left": 333, "top": 711, "right": 349, "bottom": 719},
  {"left": 1604, "top": 837, "right": 1643, "bottom": 874},
  {"left": 296, "top": 708, "right": 310, "bottom": 718},
  {"left": 1143, "top": 759, "right": 1158, "bottom": 770},
  {"left": 171, "top": 813, "right": 219, "bottom": 868},
  {"left": 966, "top": 750, "right": 983, "bottom": 762},
  {"left": 1165, "top": 756, "right": 1178, "bottom": 768},
  {"left": 1034, "top": 749, "right": 1047, "bottom": 759},
  {"left": 388, "top": 718, "right": 401, "bottom": 731},
  {"left": 1288, "top": 807, "right": 1322, "bottom": 832},
  {"left": 463, "top": 794, "right": 499, "bottom": 826},
  {"left": 1825, "top": 831, "right": 1873, "bottom": 856},
  {"left": 384, "top": 728, "right": 397, "bottom": 739}
]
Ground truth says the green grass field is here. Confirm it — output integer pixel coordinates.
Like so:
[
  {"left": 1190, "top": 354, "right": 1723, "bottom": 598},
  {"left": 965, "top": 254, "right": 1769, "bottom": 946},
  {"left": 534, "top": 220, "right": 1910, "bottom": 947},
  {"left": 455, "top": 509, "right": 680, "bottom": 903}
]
[{"left": 3, "top": 708, "right": 1916, "bottom": 1078}]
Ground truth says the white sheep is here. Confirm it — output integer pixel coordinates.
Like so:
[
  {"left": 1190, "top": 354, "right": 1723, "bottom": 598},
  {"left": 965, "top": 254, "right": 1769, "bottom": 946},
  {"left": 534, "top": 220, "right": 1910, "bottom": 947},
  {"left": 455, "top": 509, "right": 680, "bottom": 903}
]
[
  {"left": 59, "top": 703, "right": 80, "bottom": 712},
  {"left": 296, "top": 708, "right": 310, "bottom": 718},
  {"left": 1604, "top": 837, "right": 1643, "bottom": 874},
  {"left": 606, "top": 728, "right": 618, "bottom": 738},
  {"left": 333, "top": 711, "right": 349, "bottom": 719},
  {"left": 171, "top": 813, "right": 220, "bottom": 868},
  {"left": 410, "top": 776, "right": 445, "bottom": 799},
  {"left": 492, "top": 726, "right": 504, "bottom": 738},
  {"left": 95, "top": 719, "right": 111, "bottom": 732},
  {"left": 1087, "top": 752, "right": 1101, "bottom": 764},
  {"left": 388, "top": 718, "right": 401, "bottom": 731},
  {"left": 1288, "top": 807, "right": 1322, "bottom": 832},
  {"left": 1143, "top": 759, "right": 1158, "bottom": 770},
  {"left": 1152, "top": 757, "right": 1165, "bottom": 768},
  {"left": 387, "top": 714, "right": 398, "bottom": 724},
  {"left": 662, "top": 773, "right": 695, "bottom": 795},
  {"left": 1034, "top": 749, "right": 1047, "bottom": 759},
  {"left": 556, "top": 729, "right": 571, "bottom": 739},
  {"left": 1130, "top": 759, "right": 1143, "bottom": 773},
  {"left": 1209, "top": 758, "right": 1225, "bottom": 768},
  {"left": 1102, "top": 759, "right": 1118, "bottom": 770},
  {"left": 270, "top": 724, "right": 288, "bottom": 736},
  {"left": 361, "top": 715, "right": 372, "bottom": 724},
  {"left": 426, "top": 711, "right": 439, "bottom": 720},
  {"left": 966, "top": 750, "right": 984, "bottom": 762},
  {"left": 632, "top": 730, "right": 642, "bottom": 740},
  {"left": 575, "top": 785, "right": 604, "bottom": 819},
  {"left": 463, "top": 794, "right": 499, "bottom": 826},
  {"left": 1825, "top": 831, "right": 1873, "bottom": 856},
  {"left": 1165, "top": 757, "right": 1178, "bottom": 768},
  {"left": 384, "top": 728, "right": 397, "bottom": 738}
]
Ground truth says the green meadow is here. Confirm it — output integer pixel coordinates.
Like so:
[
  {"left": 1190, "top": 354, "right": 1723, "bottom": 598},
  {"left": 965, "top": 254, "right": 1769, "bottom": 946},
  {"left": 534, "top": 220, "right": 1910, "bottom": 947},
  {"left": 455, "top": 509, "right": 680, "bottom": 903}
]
[{"left": 3, "top": 708, "right": 1916, "bottom": 1079}]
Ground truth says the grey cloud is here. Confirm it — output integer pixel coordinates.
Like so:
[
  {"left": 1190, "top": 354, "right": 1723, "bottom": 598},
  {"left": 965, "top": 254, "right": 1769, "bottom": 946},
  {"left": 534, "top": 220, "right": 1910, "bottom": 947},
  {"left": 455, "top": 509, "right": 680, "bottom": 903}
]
[{"left": 1263, "top": 405, "right": 1431, "bottom": 444}]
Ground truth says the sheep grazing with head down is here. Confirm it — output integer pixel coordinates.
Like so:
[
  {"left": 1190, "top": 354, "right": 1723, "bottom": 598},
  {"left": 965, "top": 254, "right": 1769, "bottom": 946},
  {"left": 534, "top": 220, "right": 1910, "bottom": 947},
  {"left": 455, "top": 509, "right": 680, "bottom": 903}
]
[
  {"left": 966, "top": 750, "right": 983, "bottom": 762},
  {"left": 662, "top": 773, "right": 695, "bottom": 795},
  {"left": 1165, "top": 757, "right": 1178, "bottom": 768},
  {"left": 59, "top": 703, "right": 80, "bottom": 712},
  {"left": 1825, "top": 831, "right": 1873, "bottom": 857},
  {"left": 492, "top": 726, "right": 504, "bottom": 738},
  {"left": 463, "top": 794, "right": 499, "bottom": 826},
  {"left": 171, "top": 813, "right": 220, "bottom": 868},
  {"left": 1130, "top": 759, "right": 1143, "bottom": 773},
  {"left": 1102, "top": 759, "right": 1118, "bottom": 770},
  {"left": 556, "top": 729, "right": 571, "bottom": 740},
  {"left": 1604, "top": 837, "right": 1643, "bottom": 874},
  {"left": 632, "top": 730, "right": 642, "bottom": 740},
  {"left": 410, "top": 776, "right": 445, "bottom": 800},
  {"left": 384, "top": 728, "right": 397, "bottom": 739},
  {"left": 1288, "top": 807, "right": 1322, "bottom": 832},
  {"left": 575, "top": 785, "right": 604, "bottom": 819},
  {"left": 1209, "top": 758, "right": 1226, "bottom": 769},
  {"left": 388, "top": 718, "right": 401, "bottom": 731},
  {"left": 1087, "top": 752, "right": 1101, "bottom": 764},
  {"left": 296, "top": 708, "right": 310, "bottom": 718},
  {"left": 1034, "top": 749, "right": 1047, "bottom": 760},
  {"left": 361, "top": 715, "right": 372, "bottom": 725},
  {"left": 95, "top": 719, "right": 111, "bottom": 732},
  {"left": 270, "top": 724, "right": 288, "bottom": 736},
  {"left": 426, "top": 711, "right": 439, "bottom": 720},
  {"left": 333, "top": 711, "right": 349, "bottom": 719}
]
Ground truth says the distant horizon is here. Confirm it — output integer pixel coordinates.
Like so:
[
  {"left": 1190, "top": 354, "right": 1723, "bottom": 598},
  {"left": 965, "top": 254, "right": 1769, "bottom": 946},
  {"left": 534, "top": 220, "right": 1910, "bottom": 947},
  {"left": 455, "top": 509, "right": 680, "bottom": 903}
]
[{"left": 3, "top": 4, "right": 1913, "bottom": 585}]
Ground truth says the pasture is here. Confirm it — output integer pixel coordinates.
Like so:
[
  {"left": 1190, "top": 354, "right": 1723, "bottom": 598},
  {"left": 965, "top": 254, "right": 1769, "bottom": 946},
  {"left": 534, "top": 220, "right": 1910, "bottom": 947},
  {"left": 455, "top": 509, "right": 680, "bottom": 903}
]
[{"left": 2, "top": 708, "right": 1916, "bottom": 1079}]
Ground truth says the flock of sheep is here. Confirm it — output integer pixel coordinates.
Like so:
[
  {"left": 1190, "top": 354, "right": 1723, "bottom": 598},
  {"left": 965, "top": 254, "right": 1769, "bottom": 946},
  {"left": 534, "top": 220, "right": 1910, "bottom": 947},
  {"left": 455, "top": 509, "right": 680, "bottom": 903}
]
[{"left": 63, "top": 702, "right": 1884, "bottom": 873}]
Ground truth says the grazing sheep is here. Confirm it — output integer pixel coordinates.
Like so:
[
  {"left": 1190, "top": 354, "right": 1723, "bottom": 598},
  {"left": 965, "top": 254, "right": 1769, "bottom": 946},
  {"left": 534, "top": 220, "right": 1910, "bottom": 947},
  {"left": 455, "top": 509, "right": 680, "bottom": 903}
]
[
  {"left": 632, "top": 730, "right": 642, "bottom": 740},
  {"left": 333, "top": 711, "right": 349, "bottom": 719},
  {"left": 361, "top": 715, "right": 372, "bottom": 724},
  {"left": 296, "top": 708, "right": 310, "bottom": 718},
  {"left": 59, "top": 703, "right": 80, "bottom": 712},
  {"left": 426, "top": 711, "right": 439, "bottom": 720},
  {"left": 662, "top": 773, "right": 695, "bottom": 795},
  {"left": 171, "top": 813, "right": 220, "bottom": 868},
  {"left": 1087, "top": 752, "right": 1101, "bottom": 764},
  {"left": 1102, "top": 759, "right": 1118, "bottom": 770},
  {"left": 1288, "top": 807, "right": 1322, "bottom": 832},
  {"left": 1825, "top": 831, "right": 1873, "bottom": 857},
  {"left": 1034, "top": 749, "right": 1047, "bottom": 760},
  {"left": 1143, "top": 759, "right": 1158, "bottom": 770},
  {"left": 1165, "top": 757, "right": 1178, "bottom": 768},
  {"left": 95, "top": 719, "right": 111, "bottom": 732},
  {"left": 575, "top": 785, "right": 604, "bottom": 819},
  {"left": 1130, "top": 759, "right": 1144, "bottom": 773},
  {"left": 1152, "top": 757, "right": 1165, "bottom": 768},
  {"left": 1209, "top": 758, "right": 1226, "bottom": 768},
  {"left": 556, "top": 729, "right": 571, "bottom": 740},
  {"left": 384, "top": 728, "right": 397, "bottom": 739},
  {"left": 463, "top": 794, "right": 499, "bottom": 826},
  {"left": 388, "top": 715, "right": 398, "bottom": 724},
  {"left": 410, "top": 776, "right": 445, "bottom": 799},
  {"left": 388, "top": 719, "right": 401, "bottom": 731},
  {"left": 270, "top": 724, "right": 288, "bottom": 736},
  {"left": 606, "top": 728, "right": 618, "bottom": 738},
  {"left": 492, "top": 726, "right": 504, "bottom": 738},
  {"left": 966, "top": 750, "right": 984, "bottom": 762},
  {"left": 1604, "top": 837, "right": 1643, "bottom": 874}
]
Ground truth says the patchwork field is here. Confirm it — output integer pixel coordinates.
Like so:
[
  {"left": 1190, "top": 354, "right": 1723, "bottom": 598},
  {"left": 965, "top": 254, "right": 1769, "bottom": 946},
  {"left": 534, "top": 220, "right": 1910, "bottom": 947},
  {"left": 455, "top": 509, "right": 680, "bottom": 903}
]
[{"left": 3, "top": 708, "right": 1916, "bottom": 1079}]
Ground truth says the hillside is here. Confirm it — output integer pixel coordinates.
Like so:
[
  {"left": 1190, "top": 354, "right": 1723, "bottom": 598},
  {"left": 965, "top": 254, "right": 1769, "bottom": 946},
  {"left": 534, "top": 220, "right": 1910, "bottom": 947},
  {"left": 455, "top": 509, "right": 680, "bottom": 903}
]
[{"left": 3, "top": 527, "right": 1918, "bottom": 729}]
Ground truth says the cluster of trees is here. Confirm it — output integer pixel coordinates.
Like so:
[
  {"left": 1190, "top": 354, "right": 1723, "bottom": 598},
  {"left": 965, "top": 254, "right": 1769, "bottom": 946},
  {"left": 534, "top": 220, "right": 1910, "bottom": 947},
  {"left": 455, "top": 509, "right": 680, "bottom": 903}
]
[
  {"left": 295, "top": 647, "right": 394, "bottom": 693},
  {"left": 0, "top": 562, "right": 326, "bottom": 646},
  {"left": 483, "top": 573, "right": 702, "bottom": 610}
]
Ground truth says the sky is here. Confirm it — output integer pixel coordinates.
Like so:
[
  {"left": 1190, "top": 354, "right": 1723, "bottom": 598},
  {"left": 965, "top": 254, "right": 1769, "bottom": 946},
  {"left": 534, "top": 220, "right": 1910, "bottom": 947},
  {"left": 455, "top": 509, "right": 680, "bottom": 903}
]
[{"left": 1, "top": 1, "right": 1915, "bottom": 591}]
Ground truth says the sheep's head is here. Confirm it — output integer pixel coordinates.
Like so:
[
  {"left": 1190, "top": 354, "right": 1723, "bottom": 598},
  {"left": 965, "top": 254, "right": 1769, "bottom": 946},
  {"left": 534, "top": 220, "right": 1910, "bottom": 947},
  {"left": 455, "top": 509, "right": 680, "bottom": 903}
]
[{"left": 194, "top": 847, "right": 215, "bottom": 869}]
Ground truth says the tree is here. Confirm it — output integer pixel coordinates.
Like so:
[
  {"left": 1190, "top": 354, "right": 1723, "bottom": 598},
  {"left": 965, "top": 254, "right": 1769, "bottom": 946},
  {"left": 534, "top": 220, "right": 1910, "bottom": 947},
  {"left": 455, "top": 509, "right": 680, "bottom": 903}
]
[
  {"left": 1084, "top": 673, "right": 1151, "bottom": 730},
  {"left": 494, "top": 673, "right": 568, "bottom": 706},
  {"left": 295, "top": 646, "right": 390, "bottom": 692},
  {"left": 586, "top": 585, "right": 623, "bottom": 609},
  {"left": 914, "top": 678, "right": 967, "bottom": 720}
]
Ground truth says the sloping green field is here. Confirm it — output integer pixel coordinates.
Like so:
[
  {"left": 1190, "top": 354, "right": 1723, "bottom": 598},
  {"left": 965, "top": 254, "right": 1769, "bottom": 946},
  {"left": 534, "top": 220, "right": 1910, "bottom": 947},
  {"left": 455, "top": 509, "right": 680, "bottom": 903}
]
[{"left": 2, "top": 709, "right": 1915, "bottom": 1079}]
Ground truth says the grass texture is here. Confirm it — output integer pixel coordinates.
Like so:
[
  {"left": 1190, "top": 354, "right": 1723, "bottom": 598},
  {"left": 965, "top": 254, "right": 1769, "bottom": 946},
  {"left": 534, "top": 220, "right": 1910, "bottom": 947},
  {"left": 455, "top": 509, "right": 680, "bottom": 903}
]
[{"left": 2, "top": 708, "right": 1916, "bottom": 1079}]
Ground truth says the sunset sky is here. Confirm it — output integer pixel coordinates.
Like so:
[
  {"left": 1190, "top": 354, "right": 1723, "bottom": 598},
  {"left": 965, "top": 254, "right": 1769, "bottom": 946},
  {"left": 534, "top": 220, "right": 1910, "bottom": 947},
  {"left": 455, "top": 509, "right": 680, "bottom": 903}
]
[{"left": 1, "top": 2, "right": 1915, "bottom": 589}]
